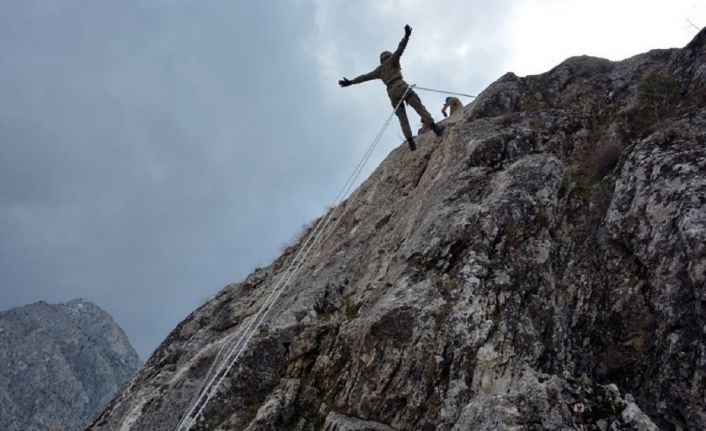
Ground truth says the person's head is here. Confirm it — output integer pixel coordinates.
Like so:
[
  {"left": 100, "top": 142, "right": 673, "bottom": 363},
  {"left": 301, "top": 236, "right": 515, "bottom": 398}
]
[
  {"left": 445, "top": 96, "right": 452, "bottom": 103},
  {"left": 379, "top": 51, "right": 392, "bottom": 64}
]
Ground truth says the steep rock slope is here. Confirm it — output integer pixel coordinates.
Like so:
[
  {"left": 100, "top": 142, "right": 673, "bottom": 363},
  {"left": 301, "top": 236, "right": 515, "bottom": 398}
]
[
  {"left": 0, "top": 300, "right": 140, "bottom": 431},
  {"left": 91, "top": 29, "right": 706, "bottom": 430}
]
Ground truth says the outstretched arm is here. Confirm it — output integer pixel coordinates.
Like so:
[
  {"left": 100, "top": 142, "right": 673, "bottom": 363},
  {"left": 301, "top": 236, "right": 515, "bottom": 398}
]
[
  {"left": 442, "top": 102, "right": 449, "bottom": 117},
  {"left": 390, "top": 24, "right": 412, "bottom": 63},
  {"left": 339, "top": 66, "right": 381, "bottom": 87}
]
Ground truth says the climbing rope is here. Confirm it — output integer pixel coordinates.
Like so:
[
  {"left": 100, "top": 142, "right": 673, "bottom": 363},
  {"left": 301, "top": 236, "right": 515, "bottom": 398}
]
[
  {"left": 415, "top": 85, "right": 476, "bottom": 99},
  {"left": 174, "top": 84, "right": 416, "bottom": 431}
]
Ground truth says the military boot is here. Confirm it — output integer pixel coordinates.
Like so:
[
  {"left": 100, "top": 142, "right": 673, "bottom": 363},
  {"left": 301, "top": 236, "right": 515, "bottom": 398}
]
[
  {"left": 407, "top": 137, "right": 416, "bottom": 151},
  {"left": 431, "top": 122, "right": 445, "bottom": 137}
]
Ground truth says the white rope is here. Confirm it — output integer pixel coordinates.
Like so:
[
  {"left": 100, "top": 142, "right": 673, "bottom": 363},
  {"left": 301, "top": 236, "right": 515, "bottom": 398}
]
[
  {"left": 415, "top": 85, "right": 476, "bottom": 99},
  {"left": 174, "top": 84, "right": 416, "bottom": 431}
]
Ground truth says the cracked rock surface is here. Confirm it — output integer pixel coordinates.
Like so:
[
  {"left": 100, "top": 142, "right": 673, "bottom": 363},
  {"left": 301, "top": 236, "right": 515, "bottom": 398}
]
[{"left": 90, "top": 29, "right": 706, "bottom": 430}]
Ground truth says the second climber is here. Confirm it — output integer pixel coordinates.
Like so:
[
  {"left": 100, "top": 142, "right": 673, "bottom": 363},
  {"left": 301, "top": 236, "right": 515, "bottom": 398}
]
[{"left": 338, "top": 24, "right": 444, "bottom": 151}]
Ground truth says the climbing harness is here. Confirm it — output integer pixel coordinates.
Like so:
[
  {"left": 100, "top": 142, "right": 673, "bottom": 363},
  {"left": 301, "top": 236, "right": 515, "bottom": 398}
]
[{"left": 174, "top": 84, "right": 416, "bottom": 431}]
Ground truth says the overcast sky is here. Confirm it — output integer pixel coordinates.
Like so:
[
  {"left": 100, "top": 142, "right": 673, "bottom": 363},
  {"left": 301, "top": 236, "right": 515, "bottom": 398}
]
[{"left": 1, "top": 1, "right": 702, "bottom": 359}]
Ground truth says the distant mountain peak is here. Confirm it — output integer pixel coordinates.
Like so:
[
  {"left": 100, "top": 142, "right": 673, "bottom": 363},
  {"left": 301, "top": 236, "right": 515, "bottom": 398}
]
[{"left": 0, "top": 299, "right": 140, "bottom": 431}]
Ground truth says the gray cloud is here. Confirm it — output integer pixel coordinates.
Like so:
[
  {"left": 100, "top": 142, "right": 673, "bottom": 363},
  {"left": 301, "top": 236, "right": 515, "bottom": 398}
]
[
  {"left": 2, "top": 0, "right": 695, "bottom": 359},
  {"left": 0, "top": 1, "right": 352, "bottom": 358}
]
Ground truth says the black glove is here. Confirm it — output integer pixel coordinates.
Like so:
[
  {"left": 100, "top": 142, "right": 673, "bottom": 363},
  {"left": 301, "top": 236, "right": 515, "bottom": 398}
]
[
  {"left": 404, "top": 24, "right": 412, "bottom": 37},
  {"left": 339, "top": 77, "right": 351, "bottom": 87}
]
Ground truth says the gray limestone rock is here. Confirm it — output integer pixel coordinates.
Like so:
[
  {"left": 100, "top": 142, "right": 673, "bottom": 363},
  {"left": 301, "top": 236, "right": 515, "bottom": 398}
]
[
  {"left": 90, "top": 28, "right": 706, "bottom": 430},
  {"left": 0, "top": 299, "right": 140, "bottom": 431}
]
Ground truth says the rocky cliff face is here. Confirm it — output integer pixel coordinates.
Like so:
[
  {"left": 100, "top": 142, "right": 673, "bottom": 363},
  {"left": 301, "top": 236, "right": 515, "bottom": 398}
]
[
  {"left": 90, "top": 29, "right": 706, "bottom": 431},
  {"left": 0, "top": 299, "right": 141, "bottom": 431}
]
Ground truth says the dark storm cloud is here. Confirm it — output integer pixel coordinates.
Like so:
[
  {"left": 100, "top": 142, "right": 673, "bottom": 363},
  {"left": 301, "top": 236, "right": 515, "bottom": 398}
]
[
  {"left": 0, "top": 1, "right": 516, "bottom": 359},
  {"left": 0, "top": 1, "right": 355, "bottom": 358}
]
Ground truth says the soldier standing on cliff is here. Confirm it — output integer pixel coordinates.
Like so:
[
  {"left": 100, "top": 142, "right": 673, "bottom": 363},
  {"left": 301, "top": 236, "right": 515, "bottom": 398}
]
[{"left": 339, "top": 24, "right": 444, "bottom": 151}]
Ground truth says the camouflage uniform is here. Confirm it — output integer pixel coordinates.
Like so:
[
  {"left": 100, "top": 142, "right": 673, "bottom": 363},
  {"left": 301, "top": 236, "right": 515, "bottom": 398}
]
[{"left": 341, "top": 28, "right": 436, "bottom": 141}]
